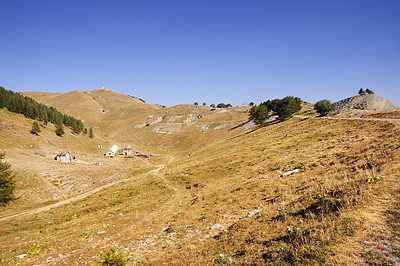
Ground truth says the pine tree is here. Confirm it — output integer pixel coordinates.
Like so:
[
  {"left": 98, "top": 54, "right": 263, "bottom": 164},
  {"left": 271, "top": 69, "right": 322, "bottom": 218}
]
[
  {"left": 358, "top": 88, "right": 365, "bottom": 95},
  {"left": 89, "top": 127, "right": 94, "bottom": 138},
  {"left": 0, "top": 153, "right": 16, "bottom": 206},
  {"left": 56, "top": 121, "right": 64, "bottom": 136},
  {"left": 83, "top": 128, "right": 87, "bottom": 135},
  {"left": 365, "top": 88, "right": 374, "bottom": 94},
  {"left": 30, "top": 121, "right": 41, "bottom": 135},
  {"left": 42, "top": 111, "right": 49, "bottom": 125}
]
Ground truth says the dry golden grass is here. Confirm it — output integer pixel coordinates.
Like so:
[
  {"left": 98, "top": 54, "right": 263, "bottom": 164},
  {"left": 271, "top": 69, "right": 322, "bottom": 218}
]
[{"left": 1, "top": 91, "right": 400, "bottom": 265}]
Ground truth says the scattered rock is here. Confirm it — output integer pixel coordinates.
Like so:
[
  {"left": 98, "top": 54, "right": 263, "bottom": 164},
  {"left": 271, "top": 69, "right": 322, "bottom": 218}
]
[
  {"left": 210, "top": 223, "right": 222, "bottom": 230},
  {"left": 247, "top": 210, "right": 262, "bottom": 217},
  {"left": 16, "top": 254, "right": 27, "bottom": 260},
  {"left": 280, "top": 169, "right": 299, "bottom": 178}
]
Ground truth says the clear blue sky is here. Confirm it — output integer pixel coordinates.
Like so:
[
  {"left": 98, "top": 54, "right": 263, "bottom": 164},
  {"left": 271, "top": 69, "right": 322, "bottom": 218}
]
[{"left": 1, "top": 0, "right": 399, "bottom": 106}]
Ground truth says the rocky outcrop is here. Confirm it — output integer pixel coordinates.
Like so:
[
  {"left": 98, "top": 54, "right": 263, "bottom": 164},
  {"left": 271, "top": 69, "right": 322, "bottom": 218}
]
[{"left": 335, "top": 94, "right": 400, "bottom": 111}]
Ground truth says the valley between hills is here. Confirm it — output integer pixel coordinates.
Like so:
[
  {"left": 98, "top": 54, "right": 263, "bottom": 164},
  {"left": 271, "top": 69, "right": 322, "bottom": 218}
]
[{"left": 1, "top": 88, "right": 400, "bottom": 265}]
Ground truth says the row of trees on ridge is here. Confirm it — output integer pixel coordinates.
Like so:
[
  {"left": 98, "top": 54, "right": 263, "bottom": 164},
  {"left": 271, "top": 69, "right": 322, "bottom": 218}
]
[
  {"left": 358, "top": 88, "right": 374, "bottom": 95},
  {"left": 249, "top": 96, "right": 302, "bottom": 125},
  {"left": 0, "top": 86, "right": 90, "bottom": 137}
]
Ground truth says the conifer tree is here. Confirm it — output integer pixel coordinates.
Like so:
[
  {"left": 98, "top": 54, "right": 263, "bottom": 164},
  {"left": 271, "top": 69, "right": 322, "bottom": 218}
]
[
  {"left": 30, "top": 121, "right": 41, "bottom": 135},
  {"left": 56, "top": 121, "right": 64, "bottom": 136},
  {"left": 365, "top": 88, "right": 374, "bottom": 94},
  {"left": 0, "top": 153, "right": 16, "bottom": 206}
]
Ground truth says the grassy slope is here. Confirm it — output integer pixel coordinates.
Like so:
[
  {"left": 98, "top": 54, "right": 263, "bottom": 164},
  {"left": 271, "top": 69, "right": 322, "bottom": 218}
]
[{"left": 0, "top": 91, "right": 399, "bottom": 265}]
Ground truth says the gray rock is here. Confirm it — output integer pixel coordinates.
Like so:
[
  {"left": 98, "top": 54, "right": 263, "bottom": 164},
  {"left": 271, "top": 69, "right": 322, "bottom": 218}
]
[
  {"left": 280, "top": 169, "right": 299, "bottom": 177},
  {"left": 247, "top": 210, "right": 262, "bottom": 217},
  {"left": 210, "top": 223, "right": 222, "bottom": 230},
  {"left": 16, "top": 254, "right": 27, "bottom": 260}
]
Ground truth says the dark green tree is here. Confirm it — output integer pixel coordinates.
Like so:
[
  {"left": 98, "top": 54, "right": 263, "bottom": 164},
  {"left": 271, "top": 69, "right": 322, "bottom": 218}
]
[
  {"left": 89, "top": 127, "right": 94, "bottom": 138},
  {"left": 194, "top": 102, "right": 198, "bottom": 105},
  {"left": 262, "top": 99, "right": 281, "bottom": 113},
  {"left": 42, "top": 111, "right": 49, "bottom": 125},
  {"left": 210, "top": 104, "right": 216, "bottom": 108},
  {"left": 83, "top": 128, "right": 88, "bottom": 135},
  {"left": 314, "top": 99, "right": 336, "bottom": 116},
  {"left": 249, "top": 105, "right": 269, "bottom": 125},
  {"left": 203, "top": 102, "right": 206, "bottom": 106},
  {"left": 365, "top": 88, "right": 374, "bottom": 94},
  {"left": 249, "top": 102, "right": 254, "bottom": 106},
  {"left": 30, "top": 121, "right": 41, "bottom": 135},
  {"left": 275, "top": 96, "right": 302, "bottom": 121},
  {"left": 217, "top": 103, "right": 226, "bottom": 108},
  {"left": 0, "top": 153, "right": 16, "bottom": 206},
  {"left": 55, "top": 121, "right": 64, "bottom": 136},
  {"left": 358, "top": 88, "right": 365, "bottom": 95}
]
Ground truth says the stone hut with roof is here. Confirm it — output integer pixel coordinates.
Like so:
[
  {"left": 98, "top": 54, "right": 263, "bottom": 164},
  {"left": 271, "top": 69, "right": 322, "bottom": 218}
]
[
  {"left": 55, "top": 151, "right": 71, "bottom": 162},
  {"left": 123, "top": 145, "right": 132, "bottom": 156}
]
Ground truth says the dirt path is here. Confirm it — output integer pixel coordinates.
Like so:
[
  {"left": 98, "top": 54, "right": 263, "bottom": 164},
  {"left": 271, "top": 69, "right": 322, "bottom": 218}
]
[
  {"left": 294, "top": 115, "right": 400, "bottom": 122},
  {"left": 0, "top": 154, "right": 176, "bottom": 222},
  {"left": 0, "top": 178, "right": 128, "bottom": 222}
]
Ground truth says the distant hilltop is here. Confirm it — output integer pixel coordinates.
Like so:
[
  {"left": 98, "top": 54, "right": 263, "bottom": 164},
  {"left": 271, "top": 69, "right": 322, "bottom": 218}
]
[{"left": 334, "top": 94, "right": 400, "bottom": 111}]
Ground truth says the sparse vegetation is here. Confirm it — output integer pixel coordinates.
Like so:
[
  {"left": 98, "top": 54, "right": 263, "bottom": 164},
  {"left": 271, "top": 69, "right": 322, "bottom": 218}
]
[
  {"left": 98, "top": 246, "right": 130, "bottom": 266},
  {"left": 1, "top": 89, "right": 400, "bottom": 265}
]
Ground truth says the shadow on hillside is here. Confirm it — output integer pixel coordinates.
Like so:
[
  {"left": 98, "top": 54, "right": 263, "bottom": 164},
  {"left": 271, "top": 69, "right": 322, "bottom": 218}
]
[
  {"left": 228, "top": 119, "right": 283, "bottom": 140},
  {"left": 229, "top": 120, "right": 251, "bottom": 131}
]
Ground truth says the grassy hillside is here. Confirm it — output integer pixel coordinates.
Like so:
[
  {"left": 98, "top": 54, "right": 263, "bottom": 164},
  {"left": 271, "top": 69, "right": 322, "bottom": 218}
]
[{"left": 1, "top": 90, "right": 399, "bottom": 265}]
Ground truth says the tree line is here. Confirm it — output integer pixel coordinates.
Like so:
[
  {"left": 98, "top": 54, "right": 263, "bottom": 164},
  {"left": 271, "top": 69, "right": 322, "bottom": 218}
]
[
  {"left": 249, "top": 96, "right": 302, "bottom": 125},
  {"left": 0, "top": 86, "right": 89, "bottom": 136}
]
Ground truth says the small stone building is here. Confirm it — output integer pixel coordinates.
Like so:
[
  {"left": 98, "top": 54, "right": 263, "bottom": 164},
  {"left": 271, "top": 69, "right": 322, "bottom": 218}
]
[
  {"left": 56, "top": 151, "right": 71, "bottom": 162},
  {"left": 123, "top": 145, "right": 132, "bottom": 156},
  {"left": 105, "top": 145, "right": 118, "bottom": 157}
]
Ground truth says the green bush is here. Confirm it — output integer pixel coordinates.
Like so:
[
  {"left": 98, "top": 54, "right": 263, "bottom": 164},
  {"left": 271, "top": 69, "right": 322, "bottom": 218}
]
[
  {"left": 314, "top": 99, "right": 335, "bottom": 116},
  {"left": 98, "top": 246, "right": 130, "bottom": 266}
]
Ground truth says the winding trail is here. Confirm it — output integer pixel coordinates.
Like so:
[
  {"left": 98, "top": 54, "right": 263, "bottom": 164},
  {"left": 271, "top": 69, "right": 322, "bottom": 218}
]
[{"left": 0, "top": 154, "right": 175, "bottom": 222}]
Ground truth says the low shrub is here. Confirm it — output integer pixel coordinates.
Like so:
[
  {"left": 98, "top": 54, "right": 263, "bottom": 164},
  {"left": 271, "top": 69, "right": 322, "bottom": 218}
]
[{"left": 98, "top": 246, "right": 130, "bottom": 266}]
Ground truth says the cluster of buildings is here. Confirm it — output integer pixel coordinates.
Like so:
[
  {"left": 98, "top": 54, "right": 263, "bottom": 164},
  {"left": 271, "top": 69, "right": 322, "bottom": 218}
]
[
  {"left": 104, "top": 145, "right": 132, "bottom": 157},
  {"left": 55, "top": 145, "right": 133, "bottom": 163}
]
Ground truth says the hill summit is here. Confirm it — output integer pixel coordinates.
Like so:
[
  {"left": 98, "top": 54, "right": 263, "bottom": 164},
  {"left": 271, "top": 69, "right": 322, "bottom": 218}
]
[{"left": 334, "top": 94, "right": 400, "bottom": 111}]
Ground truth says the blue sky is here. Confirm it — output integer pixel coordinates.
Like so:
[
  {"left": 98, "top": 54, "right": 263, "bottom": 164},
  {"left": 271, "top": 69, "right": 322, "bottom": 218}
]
[{"left": 1, "top": 0, "right": 399, "bottom": 106}]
